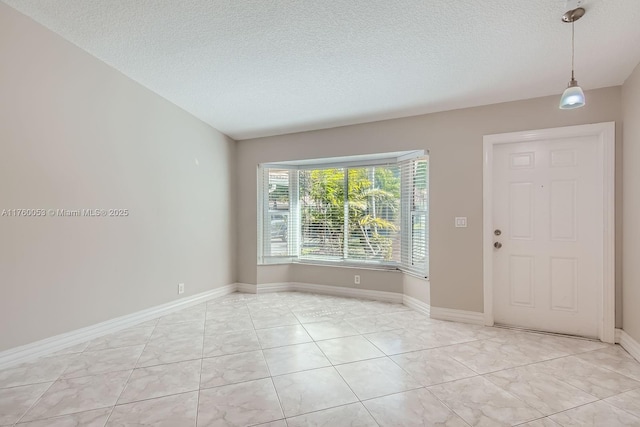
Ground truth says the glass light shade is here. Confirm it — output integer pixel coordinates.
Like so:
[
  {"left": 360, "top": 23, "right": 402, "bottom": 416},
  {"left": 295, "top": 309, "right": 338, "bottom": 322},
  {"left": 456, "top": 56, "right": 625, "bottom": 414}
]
[{"left": 559, "top": 81, "right": 585, "bottom": 109}]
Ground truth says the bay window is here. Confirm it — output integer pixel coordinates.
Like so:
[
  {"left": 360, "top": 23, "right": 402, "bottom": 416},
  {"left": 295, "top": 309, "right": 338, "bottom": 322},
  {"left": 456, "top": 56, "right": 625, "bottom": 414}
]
[{"left": 258, "top": 151, "right": 428, "bottom": 278}]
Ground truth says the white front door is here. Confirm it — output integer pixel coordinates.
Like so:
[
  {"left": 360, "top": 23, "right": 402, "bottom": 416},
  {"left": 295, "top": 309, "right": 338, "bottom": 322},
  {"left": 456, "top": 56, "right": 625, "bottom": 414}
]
[{"left": 492, "top": 135, "right": 603, "bottom": 338}]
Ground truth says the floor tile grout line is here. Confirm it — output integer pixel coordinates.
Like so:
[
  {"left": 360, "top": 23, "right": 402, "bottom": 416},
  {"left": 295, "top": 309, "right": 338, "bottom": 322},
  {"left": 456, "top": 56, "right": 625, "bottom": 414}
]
[
  {"left": 571, "top": 350, "right": 640, "bottom": 381},
  {"left": 267, "top": 322, "right": 364, "bottom": 419},
  {"left": 358, "top": 328, "right": 494, "bottom": 358},
  {"left": 359, "top": 331, "right": 392, "bottom": 358},
  {"left": 436, "top": 339, "right": 607, "bottom": 378},
  {"left": 321, "top": 338, "right": 373, "bottom": 400},
  {"left": 512, "top": 416, "right": 554, "bottom": 426},
  {"left": 97, "top": 317, "right": 160, "bottom": 426},
  {"left": 328, "top": 356, "right": 385, "bottom": 425},
  {"left": 11, "top": 379, "right": 57, "bottom": 426},
  {"left": 358, "top": 402, "right": 383, "bottom": 427},
  {"left": 246, "top": 301, "right": 262, "bottom": 332},
  {"left": 13, "top": 405, "right": 114, "bottom": 427},
  {"left": 461, "top": 375, "right": 547, "bottom": 420},
  {"left": 57, "top": 344, "right": 149, "bottom": 381},
  {"left": 475, "top": 349, "right": 639, "bottom": 389},
  {"left": 268, "top": 376, "right": 287, "bottom": 423},
  {"left": 102, "top": 318, "right": 156, "bottom": 426},
  {"left": 84, "top": 336, "right": 155, "bottom": 353},
  {"left": 255, "top": 298, "right": 288, "bottom": 424},
  {"left": 603, "top": 390, "right": 640, "bottom": 421},
  {"left": 415, "top": 387, "right": 473, "bottom": 427},
  {"left": 105, "top": 389, "right": 202, "bottom": 410},
  {"left": 10, "top": 339, "right": 115, "bottom": 424},
  {"left": 360, "top": 385, "right": 473, "bottom": 427},
  {"left": 194, "top": 307, "right": 210, "bottom": 427},
  {"left": 0, "top": 379, "right": 59, "bottom": 392},
  {"left": 478, "top": 362, "right": 600, "bottom": 400},
  {"left": 540, "top": 399, "right": 632, "bottom": 423},
  {"left": 92, "top": 317, "right": 166, "bottom": 426},
  {"left": 284, "top": 401, "right": 381, "bottom": 425},
  {"left": 428, "top": 377, "right": 543, "bottom": 426},
  {"left": 480, "top": 364, "right": 603, "bottom": 403},
  {"left": 438, "top": 363, "right": 640, "bottom": 424}
]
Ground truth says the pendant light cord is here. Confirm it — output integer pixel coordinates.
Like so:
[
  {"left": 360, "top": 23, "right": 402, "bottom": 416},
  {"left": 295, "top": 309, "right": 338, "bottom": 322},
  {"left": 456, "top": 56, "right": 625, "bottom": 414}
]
[{"left": 571, "top": 20, "right": 575, "bottom": 81}]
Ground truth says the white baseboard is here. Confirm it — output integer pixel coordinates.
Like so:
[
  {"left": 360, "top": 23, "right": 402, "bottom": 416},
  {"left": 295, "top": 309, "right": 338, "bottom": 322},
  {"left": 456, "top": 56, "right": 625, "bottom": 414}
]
[
  {"left": 258, "top": 282, "right": 293, "bottom": 293},
  {"left": 430, "top": 306, "right": 485, "bottom": 325},
  {"left": 619, "top": 329, "right": 640, "bottom": 363},
  {"left": 236, "top": 283, "right": 257, "bottom": 294},
  {"left": 0, "top": 283, "right": 237, "bottom": 370},
  {"left": 293, "top": 282, "right": 403, "bottom": 303},
  {"left": 615, "top": 328, "right": 622, "bottom": 344},
  {"left": 403, "top": 295, "right": 431, "bottom": 317},
  {"left": 236, "top": 282, "right": 403, "bottom": 304},
  {"left": 235, "top": 282, "right": 287, "bottom": 294}
]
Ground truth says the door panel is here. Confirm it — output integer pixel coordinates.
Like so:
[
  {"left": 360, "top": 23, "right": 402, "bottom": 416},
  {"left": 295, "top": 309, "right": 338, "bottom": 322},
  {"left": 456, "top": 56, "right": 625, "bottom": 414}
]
[
  {"left": 550, "top": 257, "right": 578, "bottom": 312},
  {"left": 492, "top": 136, "right": 602, "bottom": 338},
  {"left": 509, "top": 182, "right": 534, "bottom": 240},
  {"left": 550, "top": 180, "right": 577, "bottom": 241},
  {"left": 509, "top": 255, "right": 534, "bottom": 307}
]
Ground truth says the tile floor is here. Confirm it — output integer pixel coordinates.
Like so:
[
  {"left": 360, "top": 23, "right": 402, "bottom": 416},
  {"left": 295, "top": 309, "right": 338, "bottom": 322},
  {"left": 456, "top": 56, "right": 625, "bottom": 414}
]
[{"left": 1, "top": 291, "right": 640, "bottom": 426}]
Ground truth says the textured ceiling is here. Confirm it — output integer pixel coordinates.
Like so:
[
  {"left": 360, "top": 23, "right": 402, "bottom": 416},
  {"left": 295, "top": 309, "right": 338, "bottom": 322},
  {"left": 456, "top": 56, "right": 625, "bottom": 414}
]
[{"left": 3, "top": 0, "right": 640, "bottom": 140}]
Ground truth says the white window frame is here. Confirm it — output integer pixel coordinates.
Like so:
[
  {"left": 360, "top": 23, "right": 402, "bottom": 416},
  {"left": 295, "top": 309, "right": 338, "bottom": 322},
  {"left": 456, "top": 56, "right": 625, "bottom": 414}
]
[{"left": 258, "top": 151, "right": 428, "bottom": 277}]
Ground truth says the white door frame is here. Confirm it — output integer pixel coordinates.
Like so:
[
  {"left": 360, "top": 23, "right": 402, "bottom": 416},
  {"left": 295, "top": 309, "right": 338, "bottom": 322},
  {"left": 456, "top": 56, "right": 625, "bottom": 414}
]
[{"left": 482, "top": 122, "right": 616, "bottom": 343}]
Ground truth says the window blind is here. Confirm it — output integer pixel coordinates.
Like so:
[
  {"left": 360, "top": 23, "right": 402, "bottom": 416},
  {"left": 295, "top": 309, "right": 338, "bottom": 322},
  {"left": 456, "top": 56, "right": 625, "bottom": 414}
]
[
  {"left": 299, "top": 168, "right": 345, "bottom": 259},
  {"left": 258, "top": 152, "right": 428, "bottom": 277},
  {"left": 346, "top": 165, "right": 401, "bottom": 263},
  {"left": 399, "top": 156, "right": 429, "bottom": 277},
  {"left": 259, "top": 167, "right": 296, "bottom": 262}
]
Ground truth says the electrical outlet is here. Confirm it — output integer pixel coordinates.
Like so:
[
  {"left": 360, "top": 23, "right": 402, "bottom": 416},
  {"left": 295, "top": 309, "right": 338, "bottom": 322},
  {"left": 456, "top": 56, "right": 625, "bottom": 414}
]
[
  {"left": 178, "top": 283, "right": 185, "bottom": 295},
  {"left": 354, "top": 275, "right": 360, "bottom": 285}
]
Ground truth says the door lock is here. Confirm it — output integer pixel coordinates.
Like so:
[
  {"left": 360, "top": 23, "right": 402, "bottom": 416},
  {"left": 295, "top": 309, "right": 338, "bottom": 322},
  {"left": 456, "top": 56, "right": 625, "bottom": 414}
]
[
  {"left": 494, "top": 242, "right": 503, "bottom": 249},
  {"left": 494, "top": 229, "right": 502, "bottom": 236}
]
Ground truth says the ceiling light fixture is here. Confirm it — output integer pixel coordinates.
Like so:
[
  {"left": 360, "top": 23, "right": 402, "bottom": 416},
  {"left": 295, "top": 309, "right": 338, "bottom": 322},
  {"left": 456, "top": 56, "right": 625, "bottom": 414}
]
[{"left": 559, "top": 7, "right": 586, "bottom": 109}]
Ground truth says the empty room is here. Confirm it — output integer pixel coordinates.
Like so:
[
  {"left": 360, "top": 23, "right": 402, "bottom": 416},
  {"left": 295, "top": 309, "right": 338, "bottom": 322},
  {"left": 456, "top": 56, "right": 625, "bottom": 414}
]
[{"left": 2, "top": 0, "right": 640, "bottom": 426}]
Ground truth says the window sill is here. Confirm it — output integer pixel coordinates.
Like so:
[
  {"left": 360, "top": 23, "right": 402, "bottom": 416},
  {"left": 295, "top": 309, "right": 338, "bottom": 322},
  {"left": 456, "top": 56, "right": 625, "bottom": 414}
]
[
  {"left": 258, "top": 258, "right": 428, "bottom": 278},
  {"left": 259, "top": 258, "right": 399, "bottom": 272},
  {"left": 294, "top": 259, "right": 400, "bottom": 272}
]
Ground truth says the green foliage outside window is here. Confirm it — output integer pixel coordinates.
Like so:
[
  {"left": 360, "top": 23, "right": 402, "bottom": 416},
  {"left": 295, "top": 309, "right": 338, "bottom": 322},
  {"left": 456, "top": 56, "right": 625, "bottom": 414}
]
[{"left": 300, "top": 166, "right": 401, "bottom": 261}]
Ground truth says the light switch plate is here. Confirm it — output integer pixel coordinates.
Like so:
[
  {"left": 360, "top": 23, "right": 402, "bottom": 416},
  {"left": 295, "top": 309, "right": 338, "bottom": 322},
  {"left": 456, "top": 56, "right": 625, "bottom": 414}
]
[{"left": 455, "top": 217, "right": 468, "bottom": 228}]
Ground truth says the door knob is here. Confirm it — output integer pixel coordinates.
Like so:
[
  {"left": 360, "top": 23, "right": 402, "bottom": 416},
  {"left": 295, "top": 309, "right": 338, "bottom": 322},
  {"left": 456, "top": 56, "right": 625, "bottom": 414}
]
[
  {"left": 494, "top": 229, "right": 502, "bottom": 236},
  {"left": 494, "top": 242, "right": 503, "bottom": 249}
]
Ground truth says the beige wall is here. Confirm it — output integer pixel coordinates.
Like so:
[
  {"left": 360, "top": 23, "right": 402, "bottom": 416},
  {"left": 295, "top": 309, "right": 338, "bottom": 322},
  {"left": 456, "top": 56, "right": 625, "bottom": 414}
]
[
  {"left": 254, "top": 264, "right": 403, "bottom": 295},
  {"left": 622, "top": 62, "right": 640, "bottom": 343},
  {"left": 0, "top": 4, "right": 236, "bottom": 351},
  {"left": 403, "top": 275, "right": 430, "bottom": 305},
  {"left": 237, "top": 87, "right": 623, "bottom": 321},
  {"left": 290, "top": 264, "right": 403, "bottom": 294}
]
